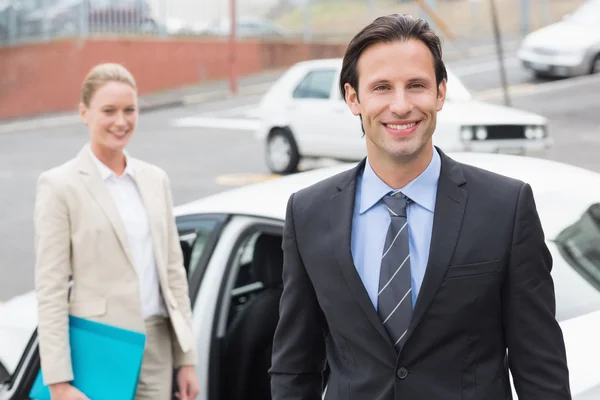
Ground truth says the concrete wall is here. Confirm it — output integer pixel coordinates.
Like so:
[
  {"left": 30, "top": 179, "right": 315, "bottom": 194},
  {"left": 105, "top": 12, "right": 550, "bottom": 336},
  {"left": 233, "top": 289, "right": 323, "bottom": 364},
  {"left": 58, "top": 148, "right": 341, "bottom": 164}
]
[{"left": 0, "top": 38, "right": 346, "bottom": 120}]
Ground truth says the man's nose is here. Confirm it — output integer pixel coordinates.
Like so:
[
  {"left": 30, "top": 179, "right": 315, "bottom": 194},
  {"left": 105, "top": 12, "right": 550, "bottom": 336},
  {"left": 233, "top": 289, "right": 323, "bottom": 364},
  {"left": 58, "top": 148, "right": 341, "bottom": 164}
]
[{"left": 389, "top": 90, "right": 412, "bottom": 116}]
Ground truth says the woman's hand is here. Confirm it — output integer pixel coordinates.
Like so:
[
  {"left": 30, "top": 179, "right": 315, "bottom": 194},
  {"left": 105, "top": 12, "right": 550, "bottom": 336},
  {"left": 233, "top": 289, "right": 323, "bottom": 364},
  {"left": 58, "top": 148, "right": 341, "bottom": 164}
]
[
  {"left": 49, "top": 382, "right": 89, "bottom": 400},
  {"left": 175, "top": 365, "right": 200, "bottom": 400}
]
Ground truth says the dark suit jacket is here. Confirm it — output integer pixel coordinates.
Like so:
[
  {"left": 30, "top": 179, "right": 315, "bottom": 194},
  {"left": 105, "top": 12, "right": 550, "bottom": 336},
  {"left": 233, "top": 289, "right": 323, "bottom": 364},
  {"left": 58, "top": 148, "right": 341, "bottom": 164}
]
[{"left": 270, "top": 149, "right": 571, "bottom": 400}]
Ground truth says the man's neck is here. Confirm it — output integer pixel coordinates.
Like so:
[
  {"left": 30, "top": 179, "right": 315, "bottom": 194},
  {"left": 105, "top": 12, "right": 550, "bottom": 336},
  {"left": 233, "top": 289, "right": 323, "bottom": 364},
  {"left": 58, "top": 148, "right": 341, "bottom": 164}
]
[{"left": 368, "top": 146, "right": 433, "bottom": 190}]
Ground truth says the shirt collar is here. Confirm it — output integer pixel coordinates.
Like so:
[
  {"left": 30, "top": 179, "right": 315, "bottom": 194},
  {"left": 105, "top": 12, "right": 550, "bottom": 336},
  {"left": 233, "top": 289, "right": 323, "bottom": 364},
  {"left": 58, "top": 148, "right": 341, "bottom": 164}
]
[
  {"left": 359, "top": 146, "right": 441, "bottom": 214},
  {"left": 88, "top": 144, "right": 135, "bottom": 181}
]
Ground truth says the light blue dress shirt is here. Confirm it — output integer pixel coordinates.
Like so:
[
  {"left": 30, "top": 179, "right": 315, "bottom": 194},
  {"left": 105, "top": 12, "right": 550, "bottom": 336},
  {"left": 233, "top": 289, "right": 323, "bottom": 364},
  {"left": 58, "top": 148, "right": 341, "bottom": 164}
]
[{"left": 350, "top": 147, "right": 441, "bottom": 310}]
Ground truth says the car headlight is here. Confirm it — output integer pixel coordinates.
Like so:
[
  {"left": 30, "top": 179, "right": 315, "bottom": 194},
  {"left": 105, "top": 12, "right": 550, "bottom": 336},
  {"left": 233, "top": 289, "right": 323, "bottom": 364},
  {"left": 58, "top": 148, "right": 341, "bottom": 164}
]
[
  {"left": 475, "top": 126, "right": 488, "bottom": 140},
  {"left": 460, "top": 126, "right": 488, "bottom": 141},
  {"left": 525, "top": 125, "right": 546, "bottom": 139},
  {"left": 460, "top": 126, "right": 474, "bottom": 141}
]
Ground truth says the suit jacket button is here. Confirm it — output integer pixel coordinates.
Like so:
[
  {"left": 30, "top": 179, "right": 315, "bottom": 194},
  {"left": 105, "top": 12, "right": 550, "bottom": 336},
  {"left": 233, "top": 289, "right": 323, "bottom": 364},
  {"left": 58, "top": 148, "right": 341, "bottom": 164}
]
[{"left": 397, "top": 367, "right": 408, "bottom": 379}]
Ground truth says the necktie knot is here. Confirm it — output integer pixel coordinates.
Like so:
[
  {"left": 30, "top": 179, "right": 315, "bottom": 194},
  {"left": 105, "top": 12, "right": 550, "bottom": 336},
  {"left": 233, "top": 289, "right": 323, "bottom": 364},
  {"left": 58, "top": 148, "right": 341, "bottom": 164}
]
[{"left": 382, "top": 192, "right": 410, "bottom": 218}]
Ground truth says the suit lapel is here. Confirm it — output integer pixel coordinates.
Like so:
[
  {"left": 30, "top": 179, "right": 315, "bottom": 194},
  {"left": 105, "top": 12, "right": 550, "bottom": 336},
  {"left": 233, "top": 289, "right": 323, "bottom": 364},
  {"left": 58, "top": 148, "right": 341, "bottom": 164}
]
[
  {"left": 330, "top": 159, "right": 394, "bottom": 347},
  {"left": 403, "top": 150, "right": 468, "bottom": 347},
  {"left": 77, "top": 148, "right": 136, "bottom": 270}
]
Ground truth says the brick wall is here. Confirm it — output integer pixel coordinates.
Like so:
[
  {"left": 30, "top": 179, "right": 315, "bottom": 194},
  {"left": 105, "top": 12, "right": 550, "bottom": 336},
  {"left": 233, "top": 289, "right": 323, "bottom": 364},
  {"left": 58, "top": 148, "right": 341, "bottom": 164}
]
[{"left": 0, "top": 38, "right": 347, "bottom": 120}]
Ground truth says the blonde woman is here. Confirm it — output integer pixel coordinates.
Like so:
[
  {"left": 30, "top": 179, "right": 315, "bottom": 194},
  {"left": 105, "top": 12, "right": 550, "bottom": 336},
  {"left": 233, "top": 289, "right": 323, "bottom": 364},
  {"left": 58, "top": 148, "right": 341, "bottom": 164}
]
[{"left": 34, "top": 63, "right": 200, "bottom": 400}]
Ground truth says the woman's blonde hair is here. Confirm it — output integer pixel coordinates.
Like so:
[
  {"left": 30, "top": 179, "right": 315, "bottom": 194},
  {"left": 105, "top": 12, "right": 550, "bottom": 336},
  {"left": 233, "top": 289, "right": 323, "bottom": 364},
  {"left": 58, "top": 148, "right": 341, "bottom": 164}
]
[{"left": 80, "top": 63, "right": 137, "bottom": 107}]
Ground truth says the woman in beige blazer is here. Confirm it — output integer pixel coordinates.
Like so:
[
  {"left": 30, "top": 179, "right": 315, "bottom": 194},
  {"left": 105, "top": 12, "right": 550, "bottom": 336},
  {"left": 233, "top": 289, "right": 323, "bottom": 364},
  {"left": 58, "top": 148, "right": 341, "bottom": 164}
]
[{"left": 33, "top": 63, "right": 200, "bottom": 400}]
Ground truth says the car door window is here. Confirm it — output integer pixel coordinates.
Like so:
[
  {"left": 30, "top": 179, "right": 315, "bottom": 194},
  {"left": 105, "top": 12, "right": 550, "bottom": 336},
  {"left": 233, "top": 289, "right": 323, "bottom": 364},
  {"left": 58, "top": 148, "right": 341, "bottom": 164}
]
[
  {"left": 228, "top": 231, "right": 271, "bottom": 317},
  {"left": 176, "top": 214, "right": 227, "bottom": 280},
  {"left": 293, "top": 69, "right": 336, "bottom": 99},
  {"left": 553, "top": 202, "right": 600, "bottom": 320}
]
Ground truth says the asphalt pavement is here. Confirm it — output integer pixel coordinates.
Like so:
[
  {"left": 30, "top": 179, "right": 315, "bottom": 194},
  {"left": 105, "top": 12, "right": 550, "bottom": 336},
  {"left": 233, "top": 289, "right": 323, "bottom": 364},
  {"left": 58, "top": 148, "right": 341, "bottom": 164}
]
[{"left": 1, "top": 46, "right": 599, "bottom": 302}]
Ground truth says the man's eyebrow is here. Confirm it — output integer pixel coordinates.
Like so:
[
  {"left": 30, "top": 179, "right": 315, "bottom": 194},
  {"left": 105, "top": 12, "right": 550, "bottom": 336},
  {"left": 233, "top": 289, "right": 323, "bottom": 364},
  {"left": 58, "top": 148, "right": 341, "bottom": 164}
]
[
  {"left": 365, "top": 76, "right": 434, "bottom": 86},
  {"left": 406, "top": 76, "right": 433, "bottom": 84},
  {"left": 365, "top": 78, "right": 391, "bottom": 86}
]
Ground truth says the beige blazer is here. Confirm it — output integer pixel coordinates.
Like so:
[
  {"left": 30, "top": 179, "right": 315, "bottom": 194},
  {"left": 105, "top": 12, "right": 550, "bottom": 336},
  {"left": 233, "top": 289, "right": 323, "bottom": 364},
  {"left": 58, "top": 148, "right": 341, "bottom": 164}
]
[{"left": 34, "top": 146, "right": 197, "bottom": 386}]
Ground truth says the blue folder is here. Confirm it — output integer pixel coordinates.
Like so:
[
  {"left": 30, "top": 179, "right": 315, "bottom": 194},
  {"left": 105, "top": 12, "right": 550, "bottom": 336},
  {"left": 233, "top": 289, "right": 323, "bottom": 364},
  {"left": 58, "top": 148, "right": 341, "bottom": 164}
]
[{"left": 30, "top": 315, "right": 146, "bottom": 400}]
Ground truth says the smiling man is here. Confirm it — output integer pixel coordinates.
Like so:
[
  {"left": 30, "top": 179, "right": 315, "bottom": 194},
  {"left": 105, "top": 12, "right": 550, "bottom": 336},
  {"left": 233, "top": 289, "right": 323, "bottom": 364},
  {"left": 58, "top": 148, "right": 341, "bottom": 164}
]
[{"left": 270, "top": 14, "right": 571, "bottom": 400}]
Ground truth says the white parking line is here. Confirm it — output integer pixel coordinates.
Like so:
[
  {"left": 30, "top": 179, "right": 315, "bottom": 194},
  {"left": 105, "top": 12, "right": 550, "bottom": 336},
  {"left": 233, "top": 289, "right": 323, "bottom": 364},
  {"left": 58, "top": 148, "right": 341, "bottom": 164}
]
[
  {"left": 197, "top": 104, "right": 260, "bottom": 118},
  {"left": 450, "top": 57, "right": 520, "bottom": 77},
  {"left": 475, "top": 73, "right": 600, "bottom": 100},
  {"left": 181, "top": 82, "right": 273, "bottom": 106},
  {"left": 171, "top": 116, "right": 260, "bottom": 130},
  {"left": 0, "top": 114, "right": 80, "bottom": 134}
]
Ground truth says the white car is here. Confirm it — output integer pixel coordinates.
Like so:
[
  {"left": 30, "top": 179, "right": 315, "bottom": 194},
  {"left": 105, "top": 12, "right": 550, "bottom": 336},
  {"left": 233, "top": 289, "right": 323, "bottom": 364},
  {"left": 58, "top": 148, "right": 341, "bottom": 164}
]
[
  {"left": 518, "top": 0, "right": 600, "bottom": 78},
  {"left": 254, "top": 58, "right": 551, "bottom": 174},
  {"left": 1, "top": 153, "right": 600, "bottom": 399}
]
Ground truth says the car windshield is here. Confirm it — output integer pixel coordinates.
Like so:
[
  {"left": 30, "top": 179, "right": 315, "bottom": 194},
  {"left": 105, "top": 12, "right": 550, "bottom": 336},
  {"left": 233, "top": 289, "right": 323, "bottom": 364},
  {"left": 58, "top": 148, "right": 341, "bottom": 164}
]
[
  {"left": 553, "top": 202, "right": 600, "bottom": 321},
  {"left": 565, "top": 1, "right": 600, "bottom": 25}
]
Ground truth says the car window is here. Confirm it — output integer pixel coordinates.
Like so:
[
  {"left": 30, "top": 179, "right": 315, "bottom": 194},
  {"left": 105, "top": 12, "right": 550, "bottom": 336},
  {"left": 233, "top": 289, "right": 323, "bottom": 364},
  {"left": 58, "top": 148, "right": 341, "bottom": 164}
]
[
  {"left": 553, "top": 202, "right": 600, "bottom": 320},
  {"left": 176, "top": 214, "right": 225, "bottom": 279},
  {"left": 224, "top": 230, "right": 282, "bottom": 324},
  {"left": 231, "top": 231, "right": 262, "bottom": 290},
  {"left": 293, "top": 69, "right": 337, "bottom": 100},
  {"left": 0, "top": 357, "right": 8, "bottom": 384}
]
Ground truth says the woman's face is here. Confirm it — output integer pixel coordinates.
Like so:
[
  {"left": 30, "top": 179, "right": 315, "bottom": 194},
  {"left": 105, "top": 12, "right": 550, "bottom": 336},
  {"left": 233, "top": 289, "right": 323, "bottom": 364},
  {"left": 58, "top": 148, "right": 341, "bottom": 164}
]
[{"left": 80, "top": 81, "right": 138, "bottom": 155}]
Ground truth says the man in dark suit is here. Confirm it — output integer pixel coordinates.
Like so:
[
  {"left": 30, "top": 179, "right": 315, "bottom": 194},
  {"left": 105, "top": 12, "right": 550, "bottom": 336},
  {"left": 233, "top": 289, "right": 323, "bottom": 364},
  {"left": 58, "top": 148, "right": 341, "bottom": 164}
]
[{"left": 269, "top": 13, "right": 571, "bottom": 400}]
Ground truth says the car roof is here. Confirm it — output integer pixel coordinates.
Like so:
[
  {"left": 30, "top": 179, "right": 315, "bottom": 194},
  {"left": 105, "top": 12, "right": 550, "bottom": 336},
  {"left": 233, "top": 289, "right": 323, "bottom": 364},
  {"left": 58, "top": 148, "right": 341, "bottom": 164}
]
[{"left": 174, "top": 153, "right": 600, "bottom": 239}]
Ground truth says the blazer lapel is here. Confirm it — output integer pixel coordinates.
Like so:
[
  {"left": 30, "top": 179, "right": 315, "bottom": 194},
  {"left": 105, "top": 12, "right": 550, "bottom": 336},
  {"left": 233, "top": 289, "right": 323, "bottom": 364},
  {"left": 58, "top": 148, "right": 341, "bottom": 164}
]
[
  {"left": 77, "top": 148, "right": 136, "bottom": 270},
  {"left": 330, "top": 159, "right": 394, "bottom": 347},
  {"left": 403, "top": 150, "right": 468, "bottom": 347}
]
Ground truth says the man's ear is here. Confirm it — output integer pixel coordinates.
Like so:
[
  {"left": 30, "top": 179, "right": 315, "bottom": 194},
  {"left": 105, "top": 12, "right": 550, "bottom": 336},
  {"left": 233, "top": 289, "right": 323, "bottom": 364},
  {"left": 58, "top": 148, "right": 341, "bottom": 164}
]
[
  {"left": 436, "top": 79, "right": 447, "bottom": 111},
  {"left": 344, "top": 83, "right": 361, "bottom": 116}
]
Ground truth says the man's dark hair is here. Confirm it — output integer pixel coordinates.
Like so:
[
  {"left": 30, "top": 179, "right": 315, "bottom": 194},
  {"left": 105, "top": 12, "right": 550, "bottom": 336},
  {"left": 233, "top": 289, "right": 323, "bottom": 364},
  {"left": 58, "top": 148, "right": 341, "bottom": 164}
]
[{"left": 339, "top": 14, "right": 448, "bottom": 102}]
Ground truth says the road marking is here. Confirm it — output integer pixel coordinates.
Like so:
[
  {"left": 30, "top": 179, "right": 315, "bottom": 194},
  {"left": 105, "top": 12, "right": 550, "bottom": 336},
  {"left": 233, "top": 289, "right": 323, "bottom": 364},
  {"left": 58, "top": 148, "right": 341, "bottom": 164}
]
[
  {"left": 443, "top": 39, "right": 521, "bottom": 61},
  {"left": 171, "top": 116, "right": 260, "bottom": 130},
  {"left": 474, "top": 83, "right": 538, "bottom": 100},
  {"left": 474, "top": 73, "right": 600, "bottom": 100},
  {"left": 0, "top": 114, "right": 80, "bottom": 134},
  {"left": 181, "top": 82, "right": 273, "bottom": 106},
  {"left": 215, "top": 173, "right": 281, "bottom": 186},
  {"left": 451, "top": 57, "right": 520, "bottom": 77},
  {"left": 198, "top": 104, "right": 260, "bottom": 118}
]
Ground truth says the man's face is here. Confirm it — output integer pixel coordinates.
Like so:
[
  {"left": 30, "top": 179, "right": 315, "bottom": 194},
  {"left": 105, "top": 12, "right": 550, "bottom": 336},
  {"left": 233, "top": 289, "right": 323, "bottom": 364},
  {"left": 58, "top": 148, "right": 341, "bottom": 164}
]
[{"left": 344, "top": 39, "right": 446, "bottom": 164}]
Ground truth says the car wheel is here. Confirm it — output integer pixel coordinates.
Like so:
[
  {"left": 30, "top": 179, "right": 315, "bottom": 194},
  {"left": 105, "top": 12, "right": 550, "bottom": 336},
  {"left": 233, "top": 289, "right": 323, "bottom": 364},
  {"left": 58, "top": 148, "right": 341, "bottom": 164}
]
[
  {"left": 591, "top": 54, "right": 600, "bottom": 75},
  {"left": 266, "top": 128, "right": 300, "bottom": 174}
]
